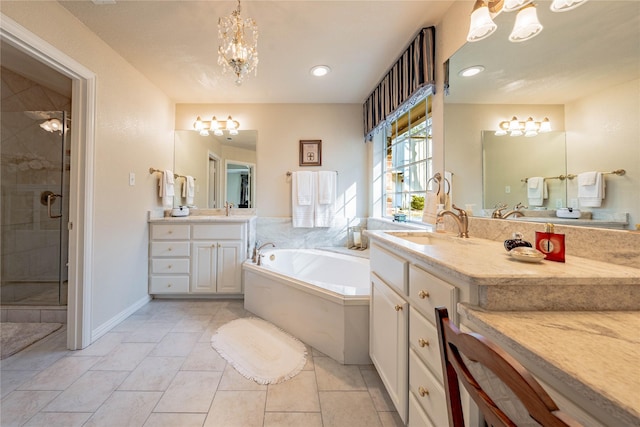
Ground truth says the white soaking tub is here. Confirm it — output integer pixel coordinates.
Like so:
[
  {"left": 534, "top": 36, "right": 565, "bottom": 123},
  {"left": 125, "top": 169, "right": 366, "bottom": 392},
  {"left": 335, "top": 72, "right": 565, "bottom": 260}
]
[{"left": 242, "top": 249, "right": 370, "bottom": 364}]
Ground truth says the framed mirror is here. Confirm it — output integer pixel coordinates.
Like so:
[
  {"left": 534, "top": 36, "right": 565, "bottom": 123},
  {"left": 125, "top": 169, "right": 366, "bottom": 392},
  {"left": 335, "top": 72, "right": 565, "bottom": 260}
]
[
  {"left": 174, "top": 129, "right": 257, "bottom": 209},
  {"left": 444, "top": 0, "right": 639, "bottom": 228}
]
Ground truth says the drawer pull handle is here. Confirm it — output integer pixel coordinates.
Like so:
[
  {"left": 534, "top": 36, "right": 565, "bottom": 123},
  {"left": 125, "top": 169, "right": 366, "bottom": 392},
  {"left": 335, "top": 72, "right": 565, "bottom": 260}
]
[
  {"left": 418, "top": 290, "right": 430, "bottom": 299},
  {"left": 418, "top": 386, "right": 429, "bottom": 397},
  {"left": 168, "top": 230, "right": 173, "bottom": 234},
  {"left": 168, "top": 247, "right": 172, "bottom": 251},
  {"left": 394, "top": 304, "right": 403, "bottom": 312},
  {"left": 167, "top": 265, "right": 172, "bottom": 269},
  {"left": 418, "top": 338, "right": 429, "bottom": 347},
  {"left": 167, "top": 283, "right": 172, "bottom": 287}
]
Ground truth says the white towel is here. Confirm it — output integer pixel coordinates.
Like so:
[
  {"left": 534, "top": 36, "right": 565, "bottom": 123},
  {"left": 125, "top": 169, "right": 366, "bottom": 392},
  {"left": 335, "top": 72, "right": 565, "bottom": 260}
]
[
  {"left": 184, "top": 176, "right": 195, "bottom": 205},
  {"left": 527, "top": 177, "right": 547, "bottom": 207},
  {"left": 159, "top": 170, "right": 175, "bottom": 208},
  {"left": 315, "top": 171, "right": 336, "bottom": 227},
  {"left": 296, "top": 171, "right": 314, "bottom": 206},
  {"left": 578, "top": 172, "right": 605, "bottom": 207},
  {"left": 421, "top": 192, "right": 439, "bottom": 225},
  {"left": 292, "top": 172, "right": 315, "bottom": 228}
]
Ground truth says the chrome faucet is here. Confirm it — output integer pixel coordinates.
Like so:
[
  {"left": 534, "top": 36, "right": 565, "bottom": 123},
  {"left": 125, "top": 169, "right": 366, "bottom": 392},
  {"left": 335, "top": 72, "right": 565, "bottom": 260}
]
[
  {"left": 254, "top": 242, "right": 275, "bottom": 265},
  {"left": 436, "top": 204, "right": 469, "bottom": 238},
  {"left": 224, "top": 201, "right": 234, "bottom": 216},
  {"left": 501, "top": 202, "right": 527, "bottom": 219}
]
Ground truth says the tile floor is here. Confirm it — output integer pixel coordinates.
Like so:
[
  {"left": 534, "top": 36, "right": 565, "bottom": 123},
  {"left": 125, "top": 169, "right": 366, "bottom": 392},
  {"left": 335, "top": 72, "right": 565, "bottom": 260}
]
[{"left": 1, "top": 299, "right": 403, "bottom": 427}]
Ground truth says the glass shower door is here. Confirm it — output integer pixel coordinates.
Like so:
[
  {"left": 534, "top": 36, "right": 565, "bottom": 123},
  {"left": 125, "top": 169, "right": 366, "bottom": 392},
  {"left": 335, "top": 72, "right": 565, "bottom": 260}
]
[{"left": 0, "top": 111, "right": 69, "bottom": 305}]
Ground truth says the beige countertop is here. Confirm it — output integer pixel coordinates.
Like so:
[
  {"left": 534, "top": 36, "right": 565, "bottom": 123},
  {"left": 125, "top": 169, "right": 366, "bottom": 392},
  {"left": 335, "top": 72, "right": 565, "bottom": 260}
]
[
  {"left": 366, "top": 230, "right": 640, "bottom": 310},
  {"left": 458, "top": 305, "right": 640, "bottom": 427},
  {"left": 148, "top": 215, "right": 256, "bottom": 223}
]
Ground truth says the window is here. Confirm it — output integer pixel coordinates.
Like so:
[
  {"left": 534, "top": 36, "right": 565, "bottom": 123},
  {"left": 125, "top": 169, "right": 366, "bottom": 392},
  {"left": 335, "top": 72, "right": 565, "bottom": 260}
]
[{"left": 383, "top": 95, "right": 433, "bottom": 222}]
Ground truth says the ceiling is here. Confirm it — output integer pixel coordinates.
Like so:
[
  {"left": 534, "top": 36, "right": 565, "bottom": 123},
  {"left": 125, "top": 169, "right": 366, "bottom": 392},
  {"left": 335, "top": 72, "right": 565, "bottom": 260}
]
[
  {"left": 446, "top": 0, "right": 640, "bottom": 105},
  {"left": 56, "top": 0, "right": 456, "bottom": 104}
]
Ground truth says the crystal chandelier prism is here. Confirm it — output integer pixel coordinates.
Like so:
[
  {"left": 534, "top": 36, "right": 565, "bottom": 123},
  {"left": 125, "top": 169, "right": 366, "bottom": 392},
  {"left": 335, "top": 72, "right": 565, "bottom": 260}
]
[{"left": 217, "top": 0, "right": 258, "bottom": 85}]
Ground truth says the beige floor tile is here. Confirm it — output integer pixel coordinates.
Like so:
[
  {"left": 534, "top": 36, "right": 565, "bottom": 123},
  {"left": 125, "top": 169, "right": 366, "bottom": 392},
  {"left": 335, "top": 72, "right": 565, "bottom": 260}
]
[
  {"left": 171, "top": 315, "right": 213, "bottom": 333},
  {"left": 263, "top": 412, "right": 323, "bottom": 427},
  {"left": 43, "top": 371, "right": 129, "bottom": 412},
  {"left": 122, "top": 321, "right": 173, "bottom": 343},
  {"left": 19, "top": 356, "right": 101, "bottom": 390},
  {"left": 149, "top": 332, "right": 200, "bottom": 357},
  {"left": 143, "top": 413, "right": 207, "bottom": 427},
  {"left": 154, "top": 371, "right": 222, "bottom": 413},
  {"left": 265, "top": 371, "right": 320, "bottom": 412},
  {"left": 83, "top": 391, "right": 162, "bottom": 427},
  {"left": 319, "top": 391, "right": 383, "bottom": 427},
  {"left": 69, "top": 332, "right": 125, "bottom": 357},
  {"left": 378, "top": 410, "right": 404, "bottom": 427},
  {"left": 203, "top": 390, "right": 266, "bottom": 427},
  {"left": 0, "top": 338, "right": 69, "bottom": 372},
  {"left": 360, "top": 366, "right": 396, "bottom": 411},
  {"left": 0, "top": 390, "right": 60, "bottom": 426},
  {"left": 217, "top": 363, "right": 267, "bottom": 391},
  {"left": 181, "top": 342, "right": 227, "bottom": 371},
  {"left": 0, "top": 369, "right": 37, "bottom": 398},
  {"left": 314, "top": 356, "right": 367, "bottom": 391},
  {"left": 118, "top": 356, "right": 184, "bottom": 391},
  {"left": 22, "top": 412, "right": 92, "bottom": 427},
  {"left": 91, "top": 342, "right": 155, "bottom": 371}
]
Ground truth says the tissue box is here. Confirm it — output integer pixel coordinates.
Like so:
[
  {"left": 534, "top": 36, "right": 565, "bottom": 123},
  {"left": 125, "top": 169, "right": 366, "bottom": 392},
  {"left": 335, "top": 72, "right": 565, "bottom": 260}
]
[
  {"left": 556, "top": 208, "right": 580, "bottom": 219},
  {"left": 171, "top": 206, "right": 189, "bottom": 217}
]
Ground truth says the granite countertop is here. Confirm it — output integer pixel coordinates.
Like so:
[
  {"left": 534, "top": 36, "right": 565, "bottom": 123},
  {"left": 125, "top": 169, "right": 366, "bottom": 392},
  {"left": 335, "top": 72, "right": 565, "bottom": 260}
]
[
  {"left": 366, "top": 230, "right": 640, "bottom": 310},
  {"left": 148, "top": 215, "right": 256, "bottom": 223},
  {"left": 458, "top": 304, "right": 640, "bottom": 427}
]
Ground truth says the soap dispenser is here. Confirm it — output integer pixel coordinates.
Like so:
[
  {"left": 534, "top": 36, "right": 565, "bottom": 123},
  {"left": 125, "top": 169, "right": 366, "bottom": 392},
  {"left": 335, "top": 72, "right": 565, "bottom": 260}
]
[{"left": 535, "top": 223, "right": 565, "bottom": 262}]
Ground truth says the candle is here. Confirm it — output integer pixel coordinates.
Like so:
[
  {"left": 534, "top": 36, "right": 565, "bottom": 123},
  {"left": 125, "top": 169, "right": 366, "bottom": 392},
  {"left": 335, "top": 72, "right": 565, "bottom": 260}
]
[{"left": 354, "top": 231, "right": 362, "bottom": 245}]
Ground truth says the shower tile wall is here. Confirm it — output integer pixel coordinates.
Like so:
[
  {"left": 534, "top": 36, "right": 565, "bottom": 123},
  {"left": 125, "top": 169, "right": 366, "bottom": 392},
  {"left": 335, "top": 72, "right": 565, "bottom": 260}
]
[{"left": 1, "top": 67, "right": 71, "bottom": 303}]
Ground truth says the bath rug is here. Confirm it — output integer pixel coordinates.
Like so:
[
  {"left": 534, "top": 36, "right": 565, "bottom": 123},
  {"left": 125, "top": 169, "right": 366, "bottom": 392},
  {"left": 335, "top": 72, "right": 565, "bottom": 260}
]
[
  {"left": 211, "top": 317, "right": 307, "bottom": 385},
  {"left": 0, "top": 322, "right": 62, "bottom": 359}
]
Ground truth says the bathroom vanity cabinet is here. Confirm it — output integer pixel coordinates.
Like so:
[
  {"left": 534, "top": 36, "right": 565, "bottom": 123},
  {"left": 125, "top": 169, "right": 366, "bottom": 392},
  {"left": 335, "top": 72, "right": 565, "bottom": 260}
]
[
  {"left": 148, "top": 216, "right": 255, "bottom": 296},
  {"left": 367, "top": 229, "right": 640, "bottom": 427}
]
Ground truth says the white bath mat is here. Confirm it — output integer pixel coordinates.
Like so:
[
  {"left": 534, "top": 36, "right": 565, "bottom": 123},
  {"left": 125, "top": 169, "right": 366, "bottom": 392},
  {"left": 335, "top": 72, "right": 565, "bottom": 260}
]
[{"left": 211, "top": 317, "right": 307, "bottom": 385}]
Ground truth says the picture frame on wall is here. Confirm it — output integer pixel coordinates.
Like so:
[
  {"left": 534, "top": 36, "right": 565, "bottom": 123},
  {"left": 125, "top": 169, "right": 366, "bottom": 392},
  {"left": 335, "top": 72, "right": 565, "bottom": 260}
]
[{"left": 299, "top": 140, "right": 322, "bottom": 166}]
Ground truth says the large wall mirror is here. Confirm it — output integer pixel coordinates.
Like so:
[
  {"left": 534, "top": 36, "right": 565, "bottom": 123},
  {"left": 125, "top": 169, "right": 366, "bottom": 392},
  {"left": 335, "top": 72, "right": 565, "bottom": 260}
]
[
  {"left": 444, "top": 0, "right": 639, "bottom": 229},
  {"left": 174, "top": 130, "right": 257, "bottom": 209}
]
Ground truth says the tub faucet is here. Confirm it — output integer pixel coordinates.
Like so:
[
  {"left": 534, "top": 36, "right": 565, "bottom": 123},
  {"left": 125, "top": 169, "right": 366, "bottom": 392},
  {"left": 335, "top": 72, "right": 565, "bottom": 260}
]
[
  {"left": 436, "top": 204, "right": 469, "bottom": 238},
  {"left": 255, "top": 242, "right": 275, "bottom": 265},
  {"left": 224, "top": 201, "right": 233, "bottom": 216}
]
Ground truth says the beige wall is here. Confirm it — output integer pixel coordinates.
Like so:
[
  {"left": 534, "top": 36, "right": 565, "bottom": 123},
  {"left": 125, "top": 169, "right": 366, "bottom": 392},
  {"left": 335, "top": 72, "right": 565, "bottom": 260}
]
[
  {"left": 2, "top": 3, "right": 175, "bottom": 333},
  {"left": 175, "top": 104, "right": 367, "bottom": 218}
]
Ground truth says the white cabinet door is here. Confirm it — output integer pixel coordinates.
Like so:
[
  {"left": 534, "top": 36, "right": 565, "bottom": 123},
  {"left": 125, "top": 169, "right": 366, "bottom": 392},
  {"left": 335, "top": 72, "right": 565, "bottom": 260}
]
[
  {"left": 370, "top": 273, "right": 409, "bottom": 423},
  {"left": 191, "top": 241, "right": 217, "bottom": 293},
  {"left": 216, "top": 240, "right": 243, "bottom": 293}
]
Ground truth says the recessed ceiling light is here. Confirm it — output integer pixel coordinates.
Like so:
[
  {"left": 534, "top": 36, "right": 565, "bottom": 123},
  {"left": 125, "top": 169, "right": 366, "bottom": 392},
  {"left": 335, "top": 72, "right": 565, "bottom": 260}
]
[
  {"left": 458, "top": 65, "right": 485, "bottom": 77},
  {"left": 310, "top": 65, "right": 331, "bottom": 77}
]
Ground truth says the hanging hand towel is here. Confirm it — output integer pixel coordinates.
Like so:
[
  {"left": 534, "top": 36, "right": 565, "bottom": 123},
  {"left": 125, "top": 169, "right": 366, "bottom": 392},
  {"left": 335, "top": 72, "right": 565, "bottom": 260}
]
[
  {"left": 159, "top": 170, "right": 175, "bottom": 208},
  {"left": 527, "top": 177, "right": 547, "bottom": 207},
  {"left": 292, "top": 172, "right": 315, "bottom": 228},
  {"left": 578, "top": 171, "right": 605, "bottom": 207},
  {"left": 421, "top": 191, "right": 439, "bottom": 225},
  {"left": 296, "top": 171, "right": 314, "bottom": 206},
  {"left": 185, "top": 176, "right": 195, "bottom": 205},
  {"left": 315, "top": 171, "right": 337, "bottom": 227}
]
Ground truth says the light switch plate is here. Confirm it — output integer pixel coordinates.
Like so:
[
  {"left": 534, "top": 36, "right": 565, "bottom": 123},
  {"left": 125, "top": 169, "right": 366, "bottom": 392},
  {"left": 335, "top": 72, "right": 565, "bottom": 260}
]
[{"left": 129, "top": 172, "right": 135, "bottom": 186}]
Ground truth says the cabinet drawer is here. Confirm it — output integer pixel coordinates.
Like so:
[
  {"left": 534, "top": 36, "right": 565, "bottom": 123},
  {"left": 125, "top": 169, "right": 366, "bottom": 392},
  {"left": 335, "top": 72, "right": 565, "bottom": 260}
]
[
  {"left": 151, "top": 258, "right": 190, "bottom": 274},
  {"left": 370, "top": 244, "right": 408, "bottom": 295},
  {"left": 408, "top": 392, "right": 436, "bottom": 427},
  {"left": 150, "top": 224, "right": 190, "bottom": 240},
  {"left": 409, "top": 264, "right": 457, "bottom": 325},
  {"left": 409, "top": 306, "right": 443, "bottom": 382},
  {"left": 150, "top": 241, "right": 190, "bottom": 257},
  {"left": 149, "top": 276, "right": 189, "bottom": 293},
  {"left": 193, "top": 223, "right": 243, "bottom": 240},
  {"left": 409, "top": 348, "right": 448, "bottom": 427}
]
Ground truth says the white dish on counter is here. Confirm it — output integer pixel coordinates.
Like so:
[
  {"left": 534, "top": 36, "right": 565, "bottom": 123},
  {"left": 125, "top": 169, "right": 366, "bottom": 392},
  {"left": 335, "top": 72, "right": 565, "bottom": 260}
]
[{"left": 509, "top": 247, "right": 545, "bottom": 263}]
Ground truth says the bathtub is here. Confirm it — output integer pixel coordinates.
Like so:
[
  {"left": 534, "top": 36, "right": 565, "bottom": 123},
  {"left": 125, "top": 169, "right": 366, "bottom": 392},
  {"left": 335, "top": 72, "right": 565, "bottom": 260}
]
[{"left": 243, "top": 249, "right": 370, "bottom": 364}]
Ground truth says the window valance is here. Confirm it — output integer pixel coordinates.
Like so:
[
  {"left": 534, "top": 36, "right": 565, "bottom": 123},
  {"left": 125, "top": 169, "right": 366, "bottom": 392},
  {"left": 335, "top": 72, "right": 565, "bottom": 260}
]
[{"left": 362, "top": 26, "right": 435, "bottom": 140}]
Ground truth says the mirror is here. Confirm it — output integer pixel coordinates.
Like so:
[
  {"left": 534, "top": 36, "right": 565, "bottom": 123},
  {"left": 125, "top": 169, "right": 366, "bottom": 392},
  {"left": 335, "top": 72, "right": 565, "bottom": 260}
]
[
  {"left": 444, "top": 0, "right": 639, "bottom": 227},
  {"left": 174, "top": 130, "right": 257, "bottom": 209}
]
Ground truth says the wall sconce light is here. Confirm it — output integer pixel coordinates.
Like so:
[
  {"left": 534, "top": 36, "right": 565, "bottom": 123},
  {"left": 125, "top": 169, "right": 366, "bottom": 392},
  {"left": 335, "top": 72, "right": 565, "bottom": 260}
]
[
  {"left": 496, "top": 116, "right": 551, "bottom": 137},
  {"left": 467, "top": 0, "right": 588, "bottom": 43},
  {"left": 193, "top": 115, "right": 240, "bottom": 136}
]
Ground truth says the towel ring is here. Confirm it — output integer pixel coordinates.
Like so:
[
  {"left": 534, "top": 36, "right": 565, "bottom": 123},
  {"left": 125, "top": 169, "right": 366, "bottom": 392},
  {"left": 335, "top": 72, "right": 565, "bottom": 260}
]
[{"left": 427, "top": 173, "right": 442, "bottom": 194}]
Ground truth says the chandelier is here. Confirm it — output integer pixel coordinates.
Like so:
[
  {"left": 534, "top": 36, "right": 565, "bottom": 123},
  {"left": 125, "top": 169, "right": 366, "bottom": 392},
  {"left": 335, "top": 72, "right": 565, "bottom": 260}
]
[
  {"left": 193, "top": 116, "right": 240, "bottom": 137},
  {"left": 217, "top": 0, "right": 258, "bottom": 85}
]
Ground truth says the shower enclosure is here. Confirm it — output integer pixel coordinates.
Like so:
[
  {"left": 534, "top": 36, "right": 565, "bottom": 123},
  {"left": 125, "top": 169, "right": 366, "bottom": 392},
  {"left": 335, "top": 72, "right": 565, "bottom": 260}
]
[{"left": 1, "top": 110, "right": 70, "bottom": 306}]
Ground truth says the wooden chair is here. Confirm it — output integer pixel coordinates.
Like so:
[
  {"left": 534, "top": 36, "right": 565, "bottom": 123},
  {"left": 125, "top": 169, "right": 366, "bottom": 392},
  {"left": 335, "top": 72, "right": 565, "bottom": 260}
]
[{"left": 434, "top": 307, "right": 583, "bottom": 427}]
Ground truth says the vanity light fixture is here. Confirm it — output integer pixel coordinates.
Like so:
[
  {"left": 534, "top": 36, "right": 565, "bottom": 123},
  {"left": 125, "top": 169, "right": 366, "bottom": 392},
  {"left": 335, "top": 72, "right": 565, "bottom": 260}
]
[
  {"left": 193, "top": 115, "right": 240, "bottom": 137},
  {"left": 310, "top": 65, "right": 331, "bottom": 77},
  {"left": 467, "top": 0, "right": 588, "bottom": 43},
  {"left": 458, "top": 65, "right": 485, "bottom": 77},
  {"left": 218, "top": 0, "right": 258, "bottom": 85},
  {"left": 496, "top": 116, "right": 551, "bottom": 137}
]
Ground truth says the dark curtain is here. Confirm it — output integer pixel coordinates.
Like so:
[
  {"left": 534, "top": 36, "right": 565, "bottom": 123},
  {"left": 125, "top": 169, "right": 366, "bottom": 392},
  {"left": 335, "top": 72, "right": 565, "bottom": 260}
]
[{"left": 363, "top": 27, "right": 436, "bottom": 140}]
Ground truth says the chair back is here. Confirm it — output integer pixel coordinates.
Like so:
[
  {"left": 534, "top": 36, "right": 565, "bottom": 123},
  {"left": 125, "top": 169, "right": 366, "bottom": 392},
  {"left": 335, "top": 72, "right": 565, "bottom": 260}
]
[{"left": 434, "top": 307, "right": 582, "bottom": 427}]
